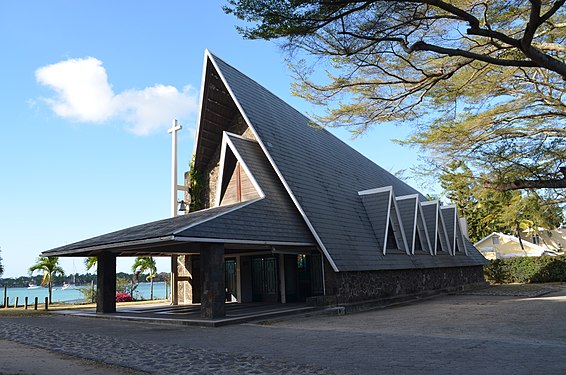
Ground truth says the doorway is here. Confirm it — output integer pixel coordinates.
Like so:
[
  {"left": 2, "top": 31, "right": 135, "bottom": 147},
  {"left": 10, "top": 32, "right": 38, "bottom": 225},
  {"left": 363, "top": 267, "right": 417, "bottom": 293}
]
[{"left": 251, "top": 256, "right": 279, "bottom": 302}]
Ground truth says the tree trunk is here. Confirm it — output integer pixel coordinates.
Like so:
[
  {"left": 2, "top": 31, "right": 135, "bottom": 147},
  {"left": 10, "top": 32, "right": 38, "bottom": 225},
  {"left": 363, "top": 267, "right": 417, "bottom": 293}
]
[
  {"left": 150, "top": 278, "right": 154, "bottom": 300},
  {"left": 48, "top": 281, "right": 52, "bottom": 305},
  {"left": 516, "top": 221, "right": 525, "bottom": 252}
]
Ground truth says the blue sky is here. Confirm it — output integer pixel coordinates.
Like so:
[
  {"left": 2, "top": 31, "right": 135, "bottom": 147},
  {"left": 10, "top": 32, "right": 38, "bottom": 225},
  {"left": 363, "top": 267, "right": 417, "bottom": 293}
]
[{"left": 0, "top": 1, "right": 428, "bottom": 278}]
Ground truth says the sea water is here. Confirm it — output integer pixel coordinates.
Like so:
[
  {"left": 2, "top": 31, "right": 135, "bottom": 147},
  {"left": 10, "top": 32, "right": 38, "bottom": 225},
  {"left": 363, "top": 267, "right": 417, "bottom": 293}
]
[{"left": 0, "top": 281, "right": 168, "bottom": 304}]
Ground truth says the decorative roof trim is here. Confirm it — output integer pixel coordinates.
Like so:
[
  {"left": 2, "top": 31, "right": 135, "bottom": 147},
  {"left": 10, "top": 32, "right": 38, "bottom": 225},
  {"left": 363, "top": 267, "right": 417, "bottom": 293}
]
[
  {"left": 437, "top": 204, "right": 453, "bottom": 255},
  {"left": 441, "top": 205, "right": 457, "bottom": 255},
  {"left": 360, "top": 186, "right": 409, "bottom": 255},
  {"left": 395, "top": 193, "right": 420, "bottom": 201},
  {"left": 206, "top": 51, "right": 340, "bottom": 272},
  {"left": 396, "top": 195, "right": 418, "bottom": 254},
  {"left": 389, "top": 190, "right": 410, "bottom": 255},
  {"left": 191, "top": 49, "right": 213, "bottom": 164},
  {"left": 358, "top": 186, "right": 393, "bottom": 196},
  {"left": 439, "top": 205, "right": 468, "bottom": 255},
  {"left": 416, "top": 201, "right": 434, "bottom": 255}
]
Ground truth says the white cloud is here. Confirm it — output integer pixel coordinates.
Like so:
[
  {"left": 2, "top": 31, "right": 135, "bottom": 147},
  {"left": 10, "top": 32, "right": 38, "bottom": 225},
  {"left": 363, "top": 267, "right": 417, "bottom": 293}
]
[{"left": 35, "top": 57, "right": 198, "bottom": 135}]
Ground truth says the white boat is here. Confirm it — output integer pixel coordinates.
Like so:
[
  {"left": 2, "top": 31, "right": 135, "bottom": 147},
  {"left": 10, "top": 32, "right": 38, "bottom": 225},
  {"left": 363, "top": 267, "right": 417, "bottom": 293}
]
[
  {"left": 62, "top": 283, "right": 74, "bottom": 290},
  {"left": 27, "top": 283, "right": 41, "bottom": 290}
]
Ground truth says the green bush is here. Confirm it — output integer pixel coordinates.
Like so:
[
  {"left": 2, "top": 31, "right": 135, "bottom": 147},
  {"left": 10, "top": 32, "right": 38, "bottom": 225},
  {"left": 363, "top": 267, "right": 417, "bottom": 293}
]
[{"left": 484, "top": 255, "right": 566, "bottom": 284}]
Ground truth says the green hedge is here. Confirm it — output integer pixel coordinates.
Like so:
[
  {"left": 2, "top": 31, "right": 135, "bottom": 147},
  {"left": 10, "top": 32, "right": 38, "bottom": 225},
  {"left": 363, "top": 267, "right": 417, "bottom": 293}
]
[{"left": 484, "top": 255, "right": 566, "bottom": 284}]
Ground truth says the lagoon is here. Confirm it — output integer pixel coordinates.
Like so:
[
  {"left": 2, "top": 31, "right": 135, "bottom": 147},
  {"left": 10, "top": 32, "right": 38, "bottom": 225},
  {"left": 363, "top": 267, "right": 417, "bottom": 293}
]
[{"left": 1, "top": 281, "right": 168, "bottom": 304}]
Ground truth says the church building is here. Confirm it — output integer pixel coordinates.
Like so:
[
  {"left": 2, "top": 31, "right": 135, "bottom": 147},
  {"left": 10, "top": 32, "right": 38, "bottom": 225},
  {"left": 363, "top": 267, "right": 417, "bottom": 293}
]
[{"left": 42, "top": 51, "right": 487, "bottom": 319}]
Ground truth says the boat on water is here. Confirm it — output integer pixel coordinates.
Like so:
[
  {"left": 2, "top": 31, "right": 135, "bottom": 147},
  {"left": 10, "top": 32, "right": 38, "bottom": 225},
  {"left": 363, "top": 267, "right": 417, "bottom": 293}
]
[
  {"left": 27, "top": 283, "right": 41, "bottom": 290},
  {"left": 61, "top": 283, "right": 75, "bottom": 290}
]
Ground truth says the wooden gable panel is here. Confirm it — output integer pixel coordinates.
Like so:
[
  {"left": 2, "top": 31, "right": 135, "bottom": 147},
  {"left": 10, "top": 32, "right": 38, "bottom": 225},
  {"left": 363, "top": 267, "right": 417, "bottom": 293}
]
[{"left": 220, "top": 161, "right": 260, "bottom": 206}]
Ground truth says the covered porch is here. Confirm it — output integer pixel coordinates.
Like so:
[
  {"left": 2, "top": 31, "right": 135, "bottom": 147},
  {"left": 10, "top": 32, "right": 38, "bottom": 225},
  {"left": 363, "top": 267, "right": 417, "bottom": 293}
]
[
  {"left": 42, "top": 203, "right": 323, "bottom": 320},
  {"left": 93, "top": 242, "right": 324, "bottom": 319}
]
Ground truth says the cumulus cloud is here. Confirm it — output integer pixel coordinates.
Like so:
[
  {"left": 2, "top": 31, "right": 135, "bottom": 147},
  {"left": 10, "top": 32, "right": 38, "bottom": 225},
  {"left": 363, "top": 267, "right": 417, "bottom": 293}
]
[{"left": 35, "top": 57, "right": 198, "bottom": 135}]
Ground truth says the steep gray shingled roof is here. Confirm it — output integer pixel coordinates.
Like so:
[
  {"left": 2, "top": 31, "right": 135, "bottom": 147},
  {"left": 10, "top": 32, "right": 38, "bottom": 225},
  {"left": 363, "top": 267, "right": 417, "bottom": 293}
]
[
  {"left": 42, "top": 133, "right": 316, "bottom": 257},
  {"left": 209, "top": 52, "right": 487, "bottom": 271}
]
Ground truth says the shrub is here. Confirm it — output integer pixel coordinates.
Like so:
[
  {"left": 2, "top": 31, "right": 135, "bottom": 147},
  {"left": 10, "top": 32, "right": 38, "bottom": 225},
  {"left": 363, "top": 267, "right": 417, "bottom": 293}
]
[
  {"left": 78, "top": 286, "right": 96, "bottom": 303},
  {"left": 484, "top": 255, "right": 566, "bottom": 284},
  {"left": 115, "top": 292, "right": 133, "bottom": 302}
]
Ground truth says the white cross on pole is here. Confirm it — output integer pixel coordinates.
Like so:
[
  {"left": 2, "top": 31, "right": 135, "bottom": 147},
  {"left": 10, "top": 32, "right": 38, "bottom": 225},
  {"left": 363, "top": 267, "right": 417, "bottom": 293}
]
[{"left": 168, "top": 119, "right": 182, "bottom": 218}]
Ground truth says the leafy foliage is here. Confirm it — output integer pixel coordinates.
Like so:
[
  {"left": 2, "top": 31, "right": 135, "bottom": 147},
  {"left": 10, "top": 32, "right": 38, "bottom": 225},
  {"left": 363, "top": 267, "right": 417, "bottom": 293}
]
[
  {"left": 29, "top": 256, "right": 65, "bottom": 304},
  {"left": 484, "top": 255, "right": 566, "bottom": 283},
  {"left": 115, "top": 292, "right": 134, "bottom": 303},
  {"left": 116, "top": 276, "right": 139, "bottom": 300},
  {"left": 132, "top": 257, "right": 157, "bottom": 300},
  {"left": 84, "top": 256, "right": 97, "bottom": 272},
  {"left": 187, "top": 155, "right": 204, "bottom": 211},
  {"left": 0, "top": 247, "right": 3, "bottom": 278},
  {"left": 441, "top": 161, "right": 564, "bottom": 243},
  {"left": 78, "top": 282, "right": 96, "bottom": 303},
  {"left": 225, "top": 0, "right": 566, "bottom": 198}
]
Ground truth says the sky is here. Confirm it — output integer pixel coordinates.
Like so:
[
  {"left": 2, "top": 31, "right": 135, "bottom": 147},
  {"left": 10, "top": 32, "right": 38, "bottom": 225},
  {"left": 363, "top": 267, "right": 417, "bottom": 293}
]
[{"left": 0, "top": 1, "right": 429, "bottom": 278}]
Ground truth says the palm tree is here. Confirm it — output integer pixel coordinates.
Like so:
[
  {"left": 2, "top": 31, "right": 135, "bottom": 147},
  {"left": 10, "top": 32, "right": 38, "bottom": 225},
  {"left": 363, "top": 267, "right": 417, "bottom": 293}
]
[
  {"left": 84, "top": 256, "right": 97, "bottom": 272},
  {"left": 132, "top": 256, "right": 157, "bottom": 300},
  {"left": 29, "top": 256, "right": 65, "bottom": 304},
  {"left": 0, "top": 246, "right": 4, "bottom": 278}
]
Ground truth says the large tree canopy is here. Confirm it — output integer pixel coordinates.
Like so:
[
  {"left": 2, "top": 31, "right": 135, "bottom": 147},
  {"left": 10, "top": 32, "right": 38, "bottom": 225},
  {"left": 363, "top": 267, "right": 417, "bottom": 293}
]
[
  {"left": 225, "top": 0, "right": 566, "bottom": 200},
  {"left": 440, "top": 161, "right": 564, "bottom": 242}
]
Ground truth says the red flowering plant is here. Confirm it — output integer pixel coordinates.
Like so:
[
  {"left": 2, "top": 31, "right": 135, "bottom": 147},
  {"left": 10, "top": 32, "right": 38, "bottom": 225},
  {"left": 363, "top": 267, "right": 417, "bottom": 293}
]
[{"left": 115, "top": 292, "right": 133, "bottom": 302}]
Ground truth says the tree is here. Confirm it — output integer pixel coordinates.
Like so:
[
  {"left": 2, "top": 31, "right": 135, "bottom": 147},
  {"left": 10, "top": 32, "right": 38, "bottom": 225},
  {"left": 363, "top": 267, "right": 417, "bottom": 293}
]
[
  {"left": 441, "top": 161, "right": 564, "bottom": 242},
  {"left": 84, "top": 256, "right": 97, "bottom": 272},
  {"left": 0, "top": 247, "right": 4, "bottom": 278},
  {"left": 29, "top": 256, "right": 65, "bottom": 304},
  {"left": 225, "top": 0, "right": 566, "bottom": 199},
  {"left": 132, "top": 257, "right": 157, "bottom": 300}
]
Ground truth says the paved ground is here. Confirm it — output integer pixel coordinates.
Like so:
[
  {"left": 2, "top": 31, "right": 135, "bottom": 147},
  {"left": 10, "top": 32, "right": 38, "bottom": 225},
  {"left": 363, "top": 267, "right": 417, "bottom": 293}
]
[
  {"left": 54, "top": 301, "right": 321, "bottom": 327},
  {"left": 0, "top": 340, "right": 146, "bottom": 375},
  {"left": 0, "top": 283, "right": 565, "bottom": 374}
]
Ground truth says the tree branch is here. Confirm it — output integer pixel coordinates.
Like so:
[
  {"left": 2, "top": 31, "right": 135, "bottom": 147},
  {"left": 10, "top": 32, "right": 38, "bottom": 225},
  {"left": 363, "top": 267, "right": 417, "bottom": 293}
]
[
  {"left": 410, "top": 41, "right": 539, "bottom": 67},
  {"left": 490, "top": 167, "right": 566, "bottom": 190}
]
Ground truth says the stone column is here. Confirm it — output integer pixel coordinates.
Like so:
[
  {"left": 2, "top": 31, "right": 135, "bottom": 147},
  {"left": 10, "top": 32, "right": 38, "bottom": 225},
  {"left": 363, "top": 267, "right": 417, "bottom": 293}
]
[
  {"left": 200, "top": 243, "right": 225, "bottom": 319},
  {"left": 170, "top": 255, "right": 178, "bottom": 305},
  {"left": 96, "top": 252, "right": 116, "bottom": 313}
]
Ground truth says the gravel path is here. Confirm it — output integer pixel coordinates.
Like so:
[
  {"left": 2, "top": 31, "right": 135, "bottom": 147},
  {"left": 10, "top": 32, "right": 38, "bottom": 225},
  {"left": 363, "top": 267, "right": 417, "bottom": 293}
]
[
  {"left": 0, "top": 318, "right": 335, "bottom": 374},
  {"left": 1, "top": 284, "right": 565, "bottom": 374}
]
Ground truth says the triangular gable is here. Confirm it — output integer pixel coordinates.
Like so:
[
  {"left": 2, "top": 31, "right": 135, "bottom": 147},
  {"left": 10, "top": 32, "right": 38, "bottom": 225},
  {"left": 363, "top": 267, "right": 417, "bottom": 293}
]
[
  {"left": 440, "top": 205, "right": 468, "bottom": 255},
  {"left": 215, "top": 132, "right": 263, "bottom": 207},
  {"left": 421, "top": 201, "right": 452, "bottom": 255},
  {"left": 359, "top": 186, "right": 409, "bottom": 255},
  {"left": 396, "top": 195, "right": 433, "bottom": 255},
  {"left": 441, "top": 206, "right": 458, "bottom": 255}
]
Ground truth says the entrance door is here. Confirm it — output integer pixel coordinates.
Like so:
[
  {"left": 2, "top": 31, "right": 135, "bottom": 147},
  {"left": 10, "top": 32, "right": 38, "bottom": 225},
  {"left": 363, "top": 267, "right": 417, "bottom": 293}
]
[
  {"left": 225, "top": 258, "right": 237, "bottom": 302},
  {"left": 251, "top": 256, "right": 279, "bottom": 302},
  {"left": 284, "top": 253, "right": 324, "bottom": 302}
]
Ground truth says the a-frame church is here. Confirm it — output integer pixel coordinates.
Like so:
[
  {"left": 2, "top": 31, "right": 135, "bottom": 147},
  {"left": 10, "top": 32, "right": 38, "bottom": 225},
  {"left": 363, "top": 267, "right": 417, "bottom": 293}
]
[{"left": 42, "top": 51, "right": 487, "bottom": 319}]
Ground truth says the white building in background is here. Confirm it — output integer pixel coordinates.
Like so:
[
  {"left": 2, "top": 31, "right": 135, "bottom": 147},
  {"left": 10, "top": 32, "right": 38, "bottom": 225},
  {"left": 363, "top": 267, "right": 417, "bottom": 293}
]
[{"left": 475, "top": 227, "right": 566, "bottom": 260}]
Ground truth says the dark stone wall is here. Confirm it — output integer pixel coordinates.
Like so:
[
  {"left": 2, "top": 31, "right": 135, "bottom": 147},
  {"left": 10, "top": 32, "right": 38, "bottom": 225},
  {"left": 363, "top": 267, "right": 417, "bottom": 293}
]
[{"left": 323, "top": 259, "right": 484, "bottom": 304}]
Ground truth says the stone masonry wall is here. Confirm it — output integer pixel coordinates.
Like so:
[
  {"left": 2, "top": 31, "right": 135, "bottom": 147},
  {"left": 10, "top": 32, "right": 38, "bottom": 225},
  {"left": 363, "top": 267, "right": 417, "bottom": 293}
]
[{"left": 323, "top": 259, "right": 484, "bottom": 304}]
